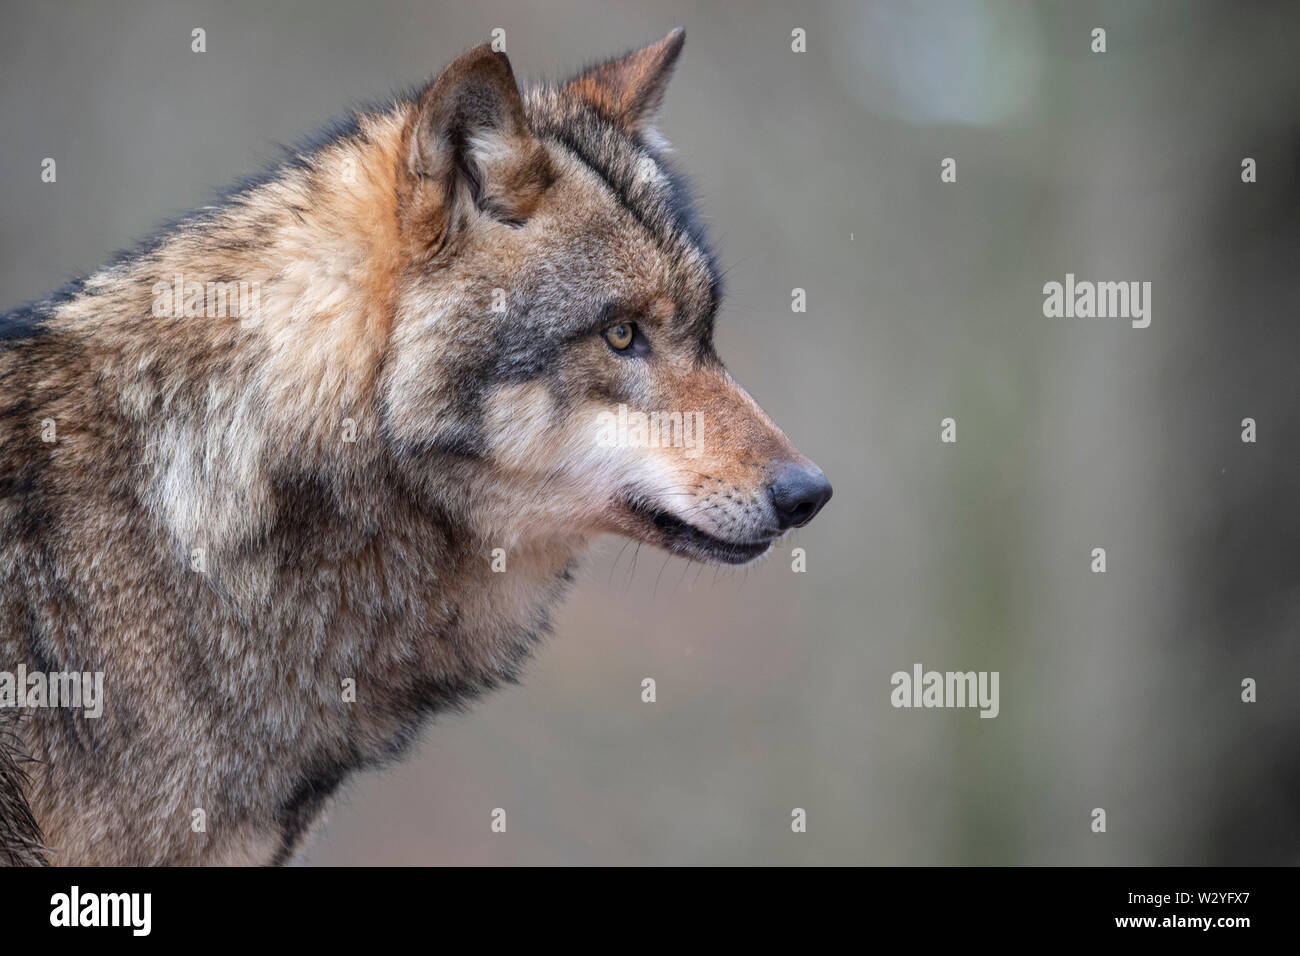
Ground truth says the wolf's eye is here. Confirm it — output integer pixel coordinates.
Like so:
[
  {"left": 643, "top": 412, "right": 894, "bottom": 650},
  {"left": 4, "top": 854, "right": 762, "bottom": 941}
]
[{"left": 603, "top": 322, "right": 636, "bottom": 351}]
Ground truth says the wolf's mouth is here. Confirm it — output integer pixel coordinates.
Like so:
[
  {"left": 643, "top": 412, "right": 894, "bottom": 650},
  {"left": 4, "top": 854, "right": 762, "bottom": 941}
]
[{"left": 624, "top": 499, "right": 774, "bottom": 565}]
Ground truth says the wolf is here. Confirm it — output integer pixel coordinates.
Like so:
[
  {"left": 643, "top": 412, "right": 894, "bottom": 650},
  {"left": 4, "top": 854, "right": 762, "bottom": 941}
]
[{"left": 0, "top": 30, "right": 831, "bottom": 865}]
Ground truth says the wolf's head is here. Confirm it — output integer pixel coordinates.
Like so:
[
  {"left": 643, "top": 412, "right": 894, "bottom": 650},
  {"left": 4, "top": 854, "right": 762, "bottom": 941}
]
[{"left": 381, "top": 31, "right": 830, "bottom": 564}]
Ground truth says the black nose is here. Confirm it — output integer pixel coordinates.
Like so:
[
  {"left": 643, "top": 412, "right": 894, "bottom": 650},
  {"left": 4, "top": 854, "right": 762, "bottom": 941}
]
[{"left": 767, "top": 462, "right": 833, "bottom": 531}]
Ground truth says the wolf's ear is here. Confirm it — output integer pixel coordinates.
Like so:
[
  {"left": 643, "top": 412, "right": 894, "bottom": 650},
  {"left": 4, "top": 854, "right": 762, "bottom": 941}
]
[
  {"left": 563, "top": 28, "right": 685, "bottom": 139},
  {"left": 402, "top": 45, "right": 553, "bottom": 257}
]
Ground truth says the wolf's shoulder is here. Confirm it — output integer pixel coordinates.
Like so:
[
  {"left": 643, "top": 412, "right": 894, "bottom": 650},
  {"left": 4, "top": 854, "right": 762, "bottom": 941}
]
[
  {"left": 0, "top": 304, "right": 47, "bottom": 343},
  {"left": 0, "top": 277, "right": 89, "bottom": 343}
]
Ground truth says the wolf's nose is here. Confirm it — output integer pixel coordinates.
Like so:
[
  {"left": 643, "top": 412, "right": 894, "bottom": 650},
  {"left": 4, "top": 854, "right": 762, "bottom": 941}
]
[{"left": 767, "top": 462, "right": 833, "bottom": 530}]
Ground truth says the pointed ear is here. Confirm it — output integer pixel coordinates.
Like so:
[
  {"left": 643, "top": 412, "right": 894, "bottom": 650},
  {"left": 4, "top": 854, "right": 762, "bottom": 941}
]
[
  {"left": 563, "top": 28, "right": 685, "bottom": 137},
  {"left": 401, "top": 45, "right": 553, "bottom": 258}
]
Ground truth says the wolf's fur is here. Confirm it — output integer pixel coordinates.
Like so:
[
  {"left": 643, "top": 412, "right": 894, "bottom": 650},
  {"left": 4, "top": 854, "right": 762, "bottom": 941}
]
[{"left": 0, "top": 31, "right": 827, "bottom": 865}]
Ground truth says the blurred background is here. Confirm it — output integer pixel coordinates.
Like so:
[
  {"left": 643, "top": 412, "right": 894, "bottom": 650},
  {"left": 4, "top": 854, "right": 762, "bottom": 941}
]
[{"left": 1, "top": 0, "right": 1296, "bottom": 864}]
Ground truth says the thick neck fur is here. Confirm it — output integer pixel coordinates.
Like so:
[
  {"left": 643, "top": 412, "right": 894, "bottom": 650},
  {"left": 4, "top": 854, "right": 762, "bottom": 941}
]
[{"left": 0, "top": 103, "right": 582, "bottom": 864}]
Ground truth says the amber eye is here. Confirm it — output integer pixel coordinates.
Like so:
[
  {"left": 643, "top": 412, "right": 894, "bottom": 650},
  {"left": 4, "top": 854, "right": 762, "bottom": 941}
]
[{"left": 603, "top": 322, "right": 636, "bottom": 351}]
